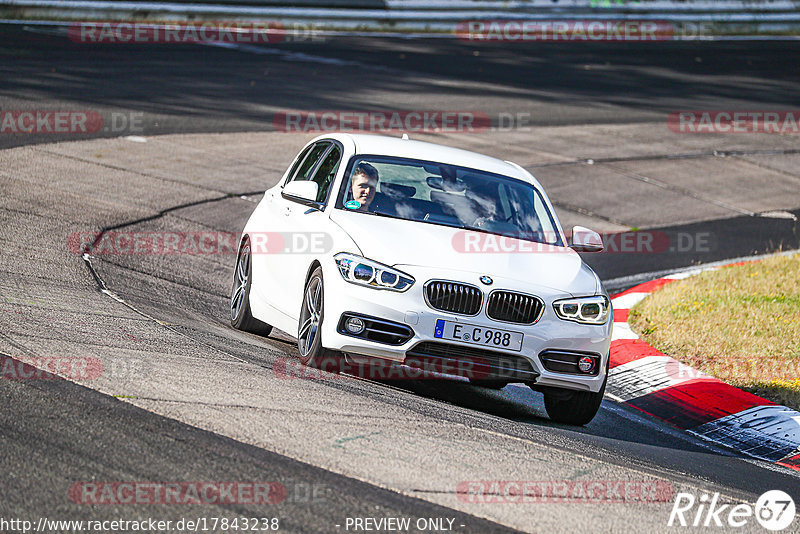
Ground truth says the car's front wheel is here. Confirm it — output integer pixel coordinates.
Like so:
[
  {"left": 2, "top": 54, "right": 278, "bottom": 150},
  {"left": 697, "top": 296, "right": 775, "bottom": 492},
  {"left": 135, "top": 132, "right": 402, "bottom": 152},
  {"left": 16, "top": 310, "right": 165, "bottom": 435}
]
[
  {"left": 539, "top": 373, "right": 606, "bottom": 426},
  {"left": 297, "top": 266, "right": 344, "bottom": 373},
  {"left": 230, "top": 238, "right": 273, "bottom": 336}
]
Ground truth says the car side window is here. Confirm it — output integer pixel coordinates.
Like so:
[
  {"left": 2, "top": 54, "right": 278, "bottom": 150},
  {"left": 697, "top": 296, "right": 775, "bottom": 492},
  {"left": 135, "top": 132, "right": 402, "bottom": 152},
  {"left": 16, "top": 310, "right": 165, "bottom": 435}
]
[
  {"left": 283, "top": 144, "right": 314, "bottom": 186},
  {"left": 308, "top": 145, "right": 342, "bottom": 203},
  {"left": 288, "top": 142, "right": 330, "bottom": 185}
]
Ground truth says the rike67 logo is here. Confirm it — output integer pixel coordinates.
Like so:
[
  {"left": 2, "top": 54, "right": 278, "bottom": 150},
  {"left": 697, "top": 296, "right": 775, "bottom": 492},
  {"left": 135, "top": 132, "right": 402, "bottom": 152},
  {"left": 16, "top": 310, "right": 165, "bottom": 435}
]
[{"left": 668, "top": 490, "right": 795, "bottom": 531}]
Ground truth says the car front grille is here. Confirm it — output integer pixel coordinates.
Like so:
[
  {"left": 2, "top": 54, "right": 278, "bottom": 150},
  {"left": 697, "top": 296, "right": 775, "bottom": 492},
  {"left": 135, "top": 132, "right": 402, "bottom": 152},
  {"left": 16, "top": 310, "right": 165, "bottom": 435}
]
[
  {"left": 486, "top": 290, "right": 544, "bottom": 324},
  {"left": 424, "top": 281, "right": 482, "bottom": 316},
  {"left": 405, "top": 341, "right": 539, "bottom": 381}
]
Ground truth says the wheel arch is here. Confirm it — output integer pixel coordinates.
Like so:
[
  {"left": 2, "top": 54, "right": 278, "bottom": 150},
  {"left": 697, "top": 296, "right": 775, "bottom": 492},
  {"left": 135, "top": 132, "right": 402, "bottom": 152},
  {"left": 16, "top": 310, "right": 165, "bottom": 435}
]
[
  {"left": 304, "top": 259, "right": 323, "bottom": 288},
  {"left": 236, "top": 233, "right": 250, "bottom": 255}
]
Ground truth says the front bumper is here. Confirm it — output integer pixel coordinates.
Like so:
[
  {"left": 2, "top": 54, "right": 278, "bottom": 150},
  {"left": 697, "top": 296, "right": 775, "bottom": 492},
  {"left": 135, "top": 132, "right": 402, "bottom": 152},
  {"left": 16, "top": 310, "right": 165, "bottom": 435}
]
[{"left": 320, "top": 262, "right": 612, "bottom": 393}]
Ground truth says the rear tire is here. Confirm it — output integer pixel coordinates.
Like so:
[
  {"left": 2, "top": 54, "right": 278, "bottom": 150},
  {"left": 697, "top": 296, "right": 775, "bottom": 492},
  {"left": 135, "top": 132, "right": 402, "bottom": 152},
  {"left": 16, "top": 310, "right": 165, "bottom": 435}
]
[
  {"left": 230, "top": 238, "right": 273, "bottom": 336},
  {"left": 297, "top": 267, "right": 345, "bottom": 373},
  {"left": 540, "top": 373, "right": 606, "bottom": 426}
]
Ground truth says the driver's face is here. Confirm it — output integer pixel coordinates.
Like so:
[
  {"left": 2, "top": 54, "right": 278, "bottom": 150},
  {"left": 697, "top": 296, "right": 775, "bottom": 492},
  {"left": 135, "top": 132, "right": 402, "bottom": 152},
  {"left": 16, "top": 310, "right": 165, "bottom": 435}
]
[{"left": 351, "top": 173, "right": 376, "bottom": 207}]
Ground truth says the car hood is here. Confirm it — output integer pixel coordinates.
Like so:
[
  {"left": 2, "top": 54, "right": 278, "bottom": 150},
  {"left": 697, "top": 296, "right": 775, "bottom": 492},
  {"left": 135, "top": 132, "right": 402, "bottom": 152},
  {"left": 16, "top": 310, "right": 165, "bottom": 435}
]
[{"left": 329, "top": 210, "right": 600, "bottom": 295}]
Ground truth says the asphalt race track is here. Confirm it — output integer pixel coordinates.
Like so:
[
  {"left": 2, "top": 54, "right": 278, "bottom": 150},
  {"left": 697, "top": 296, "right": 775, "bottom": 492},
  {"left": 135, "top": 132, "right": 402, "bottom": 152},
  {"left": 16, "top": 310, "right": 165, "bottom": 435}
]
[{"left": 1, "top": 24, "right": 799, "bottom": 533}]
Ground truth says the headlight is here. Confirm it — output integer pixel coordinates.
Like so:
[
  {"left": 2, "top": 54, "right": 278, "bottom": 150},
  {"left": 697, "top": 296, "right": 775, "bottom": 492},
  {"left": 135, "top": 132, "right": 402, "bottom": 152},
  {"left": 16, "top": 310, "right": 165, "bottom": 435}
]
[
  {"left": 553, "top": 295, "right": 610, "bottom": 325},
  {"left": 334, "top": 253, "right": 414, "bottom": 292}
]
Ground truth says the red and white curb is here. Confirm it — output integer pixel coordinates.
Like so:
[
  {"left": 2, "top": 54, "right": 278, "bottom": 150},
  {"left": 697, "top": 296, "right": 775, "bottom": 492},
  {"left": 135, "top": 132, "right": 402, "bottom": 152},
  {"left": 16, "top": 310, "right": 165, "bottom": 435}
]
[{"left": 608, "top": 262, "right": 800, "bottom": 472}]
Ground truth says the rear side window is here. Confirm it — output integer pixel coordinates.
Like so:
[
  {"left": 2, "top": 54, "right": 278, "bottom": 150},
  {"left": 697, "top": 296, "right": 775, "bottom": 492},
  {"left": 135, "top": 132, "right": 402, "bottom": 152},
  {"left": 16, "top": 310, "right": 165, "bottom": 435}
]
[
  {"left": 290, "top": 142, "right": 330, "bottom": 183},
  {"left": 283, "top": 144, "right": 313, "bottom": 185},
  {"left": 309, "top": 145, "right": 342, "bottom": 202}
]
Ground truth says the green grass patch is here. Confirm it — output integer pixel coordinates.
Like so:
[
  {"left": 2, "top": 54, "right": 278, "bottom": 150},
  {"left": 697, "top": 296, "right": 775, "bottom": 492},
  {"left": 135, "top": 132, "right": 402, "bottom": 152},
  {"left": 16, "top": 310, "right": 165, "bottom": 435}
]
[{"left": 628, "top": 253, "right": 800, "bottom": 411}]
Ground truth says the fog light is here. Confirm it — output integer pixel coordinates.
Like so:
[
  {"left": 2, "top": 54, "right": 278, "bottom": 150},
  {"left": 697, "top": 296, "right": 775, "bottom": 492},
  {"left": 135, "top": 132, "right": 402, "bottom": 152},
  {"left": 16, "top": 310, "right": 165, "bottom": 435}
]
[
  {"left": 577, "top": 356, "right": 595, "bottom": 373},
  {"left": 345, "top": 317, "right": 366, "bottom": 334}
]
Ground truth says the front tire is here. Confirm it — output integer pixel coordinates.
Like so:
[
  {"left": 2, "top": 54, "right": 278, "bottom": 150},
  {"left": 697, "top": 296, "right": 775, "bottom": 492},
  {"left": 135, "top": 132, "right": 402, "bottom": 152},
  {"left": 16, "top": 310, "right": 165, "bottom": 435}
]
[
  {"left": 230, "top": 238, "right": 273, "bottom": 336},
  {"left": 297, "top": 267, "right": 344, "bottom": 373},
  {"left": 540, "top": 374, "right": 606, "bottom": 426}
]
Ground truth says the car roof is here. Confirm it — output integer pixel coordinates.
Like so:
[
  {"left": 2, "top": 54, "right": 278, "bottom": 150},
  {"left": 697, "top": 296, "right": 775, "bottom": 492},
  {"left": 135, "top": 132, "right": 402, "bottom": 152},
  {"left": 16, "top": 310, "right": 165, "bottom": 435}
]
[{"left": 311, "top": 133, "right": 535, "bottom": 184}]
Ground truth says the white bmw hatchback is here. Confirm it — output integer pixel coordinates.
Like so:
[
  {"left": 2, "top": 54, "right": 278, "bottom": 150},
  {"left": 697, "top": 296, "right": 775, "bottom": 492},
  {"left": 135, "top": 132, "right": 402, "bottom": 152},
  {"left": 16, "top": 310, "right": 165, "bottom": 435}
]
[{"left": 232, "top": 133, "right": 612, "bottom": 425}]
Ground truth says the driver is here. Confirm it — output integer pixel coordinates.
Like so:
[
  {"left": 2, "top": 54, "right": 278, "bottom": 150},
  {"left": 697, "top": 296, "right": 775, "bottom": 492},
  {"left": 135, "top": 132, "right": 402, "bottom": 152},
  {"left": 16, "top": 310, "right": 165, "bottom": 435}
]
[{"left": 349, "top": 162, "right": 379, "bottom": 211}]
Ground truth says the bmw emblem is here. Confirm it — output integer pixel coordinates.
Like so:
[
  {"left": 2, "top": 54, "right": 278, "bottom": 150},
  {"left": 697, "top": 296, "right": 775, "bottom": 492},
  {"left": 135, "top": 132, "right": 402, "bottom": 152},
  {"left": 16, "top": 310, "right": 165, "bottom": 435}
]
[{"left": 479, "top": 275, "right": 493, "bottom": 285}]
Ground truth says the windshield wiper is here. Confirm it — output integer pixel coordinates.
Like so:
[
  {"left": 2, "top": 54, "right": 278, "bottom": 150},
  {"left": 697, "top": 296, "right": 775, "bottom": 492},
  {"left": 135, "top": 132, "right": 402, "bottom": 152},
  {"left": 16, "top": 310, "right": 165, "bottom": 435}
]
[
  {"left": 369, "top": 209, "right": 405, "bottom": 221},
  {"left": 435, "top": 220, "right": 499, "bottom": 236},
  {"left": 455, "top": 223, "right": 551, "bottom": 245},
  {"left": 454, "top": 224, "right": 495, "bottom": 235}
]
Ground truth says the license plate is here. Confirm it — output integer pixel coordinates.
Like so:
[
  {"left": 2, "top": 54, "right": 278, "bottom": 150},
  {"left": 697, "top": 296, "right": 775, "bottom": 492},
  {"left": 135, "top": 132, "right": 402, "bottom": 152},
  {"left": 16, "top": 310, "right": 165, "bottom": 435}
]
[{"left": 433, "top": 319, "right": 523, "bottom": 351}]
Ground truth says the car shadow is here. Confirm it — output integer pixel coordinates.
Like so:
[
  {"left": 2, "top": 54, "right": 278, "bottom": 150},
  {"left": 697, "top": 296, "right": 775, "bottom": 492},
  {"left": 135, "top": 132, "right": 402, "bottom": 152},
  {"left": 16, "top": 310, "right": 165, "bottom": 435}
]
[{"left": 354, "top": 369, "right": 734, "bottom": 457}]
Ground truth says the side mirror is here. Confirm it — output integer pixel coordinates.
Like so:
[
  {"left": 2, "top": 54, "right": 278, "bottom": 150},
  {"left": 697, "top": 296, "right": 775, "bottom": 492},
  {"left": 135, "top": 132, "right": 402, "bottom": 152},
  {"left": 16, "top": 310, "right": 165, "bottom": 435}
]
[
  {"left": 282, "top": 180, "right": 319, "bottom": 204},
  {"left": 570, "top": 226, "right": 604, "bottom": 253}
]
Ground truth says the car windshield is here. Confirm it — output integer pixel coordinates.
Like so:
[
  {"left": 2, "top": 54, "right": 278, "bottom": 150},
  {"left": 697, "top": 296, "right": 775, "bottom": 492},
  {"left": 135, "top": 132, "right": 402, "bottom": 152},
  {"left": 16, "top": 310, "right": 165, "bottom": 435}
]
[{"left": 336, "top": 155, "right": 563, "bottom": 246}]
